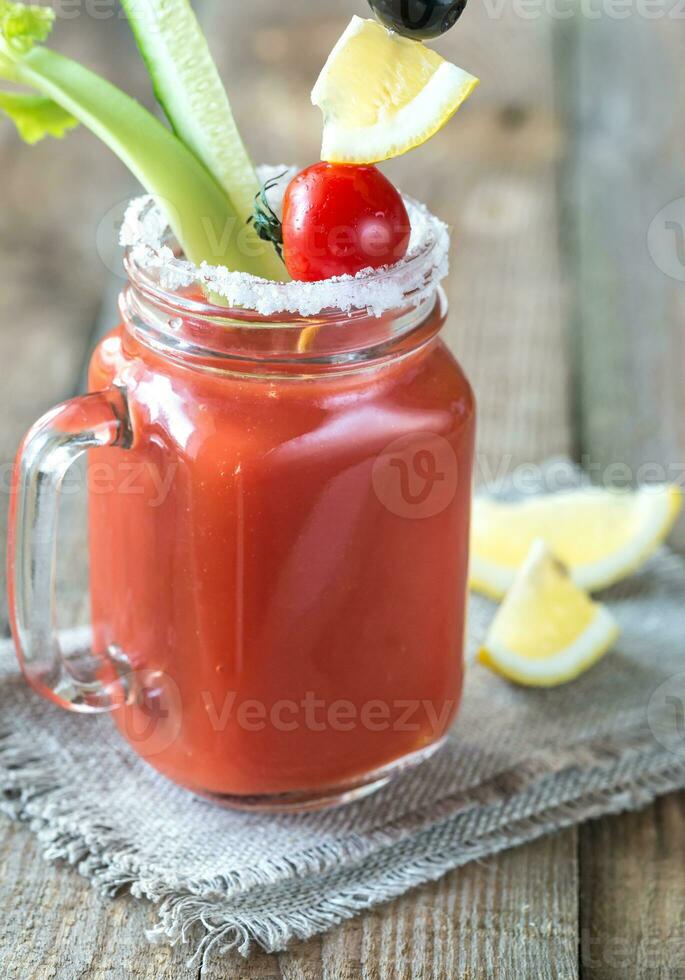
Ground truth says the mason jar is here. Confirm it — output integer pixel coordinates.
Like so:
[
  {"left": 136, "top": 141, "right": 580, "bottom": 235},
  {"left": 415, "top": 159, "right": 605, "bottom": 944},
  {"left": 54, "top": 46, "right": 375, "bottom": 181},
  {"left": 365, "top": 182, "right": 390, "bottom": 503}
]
[{"left": 8, "top": 207, "right": 475, "bottom": 811}]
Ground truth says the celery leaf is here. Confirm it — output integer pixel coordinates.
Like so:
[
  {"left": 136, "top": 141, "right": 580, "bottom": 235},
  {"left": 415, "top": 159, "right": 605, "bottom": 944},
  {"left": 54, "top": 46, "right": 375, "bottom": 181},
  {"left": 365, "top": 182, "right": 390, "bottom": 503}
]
[
  {"left": 0, "top": 90, "right": 78, "bottom": 142},
  {"left": 0, "top": 2, "right": 55, "bottom": 55}
]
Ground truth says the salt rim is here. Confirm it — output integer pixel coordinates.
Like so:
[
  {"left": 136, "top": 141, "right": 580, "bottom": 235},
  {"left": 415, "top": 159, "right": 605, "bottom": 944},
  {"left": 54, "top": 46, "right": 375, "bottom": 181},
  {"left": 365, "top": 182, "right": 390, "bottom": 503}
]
[{"left": 119, "top": 167, "right": 450, "bottom": 318}]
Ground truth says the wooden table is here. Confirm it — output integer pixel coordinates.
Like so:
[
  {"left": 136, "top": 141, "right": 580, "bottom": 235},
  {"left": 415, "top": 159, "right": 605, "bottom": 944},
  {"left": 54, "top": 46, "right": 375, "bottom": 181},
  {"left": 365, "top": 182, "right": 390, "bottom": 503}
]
[{"left": 1, "top": 2, "right": 684, "bottom": 976}]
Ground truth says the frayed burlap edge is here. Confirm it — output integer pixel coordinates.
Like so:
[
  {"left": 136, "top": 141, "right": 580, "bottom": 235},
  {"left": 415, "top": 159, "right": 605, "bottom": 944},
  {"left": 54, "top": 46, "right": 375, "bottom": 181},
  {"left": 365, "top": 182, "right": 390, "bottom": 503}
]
[{"left": 2, "top": 724, "right": 683, "bottom": 972}]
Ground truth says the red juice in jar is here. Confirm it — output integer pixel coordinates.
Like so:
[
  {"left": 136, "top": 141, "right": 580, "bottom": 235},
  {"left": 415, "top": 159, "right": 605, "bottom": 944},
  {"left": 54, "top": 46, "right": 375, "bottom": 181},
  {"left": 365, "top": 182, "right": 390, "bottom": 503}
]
[{"left": 86, "top": 251, "right": 474, "bottom": 807}]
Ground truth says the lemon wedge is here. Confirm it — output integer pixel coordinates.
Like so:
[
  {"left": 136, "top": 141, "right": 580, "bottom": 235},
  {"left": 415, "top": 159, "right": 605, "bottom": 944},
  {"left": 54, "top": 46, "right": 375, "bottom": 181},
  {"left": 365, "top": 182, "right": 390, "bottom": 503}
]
[
  {"left": 311, "top": 16, "right": 479, "bottom": 164},
  {"left": 478, "top": 540, "right": 619, "bottom": 687},
  {"left": 471, "top": 485, "right": 682, "bottom": 600}
]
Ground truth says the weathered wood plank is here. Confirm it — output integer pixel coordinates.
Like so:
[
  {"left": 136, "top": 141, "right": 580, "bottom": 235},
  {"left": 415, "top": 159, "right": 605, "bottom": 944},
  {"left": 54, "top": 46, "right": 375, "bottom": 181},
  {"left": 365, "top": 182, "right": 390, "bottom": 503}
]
[
  {"left": 579, "top": 793, "right": 685, "bottom": 979},
  {"left": 0, "top": 822, "right": 197, "bottom": 980},
  {"left": 0, "top": 825, "right": 582, "bottom": 980},
  {"left": 558, "top": 10, "right": 685, "bottom": 546},
  {"left": 275, "top": 829, "right": 578, "bottom": 980},
  {"left": 558, "top": 11, "right": 685, "bottom": 978},
  {"left": 0, "top": 823, "right": 581, "bottom": 980},
  {"left": 187, "top": 826, "right": 579, "bottom": 979}
]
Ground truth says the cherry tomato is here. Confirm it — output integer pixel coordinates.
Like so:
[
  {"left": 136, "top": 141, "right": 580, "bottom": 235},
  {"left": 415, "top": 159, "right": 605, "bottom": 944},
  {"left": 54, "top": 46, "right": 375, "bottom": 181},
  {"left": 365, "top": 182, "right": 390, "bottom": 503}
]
[{"left": 281, "top": 163, "right": 411, "bottom": 282}]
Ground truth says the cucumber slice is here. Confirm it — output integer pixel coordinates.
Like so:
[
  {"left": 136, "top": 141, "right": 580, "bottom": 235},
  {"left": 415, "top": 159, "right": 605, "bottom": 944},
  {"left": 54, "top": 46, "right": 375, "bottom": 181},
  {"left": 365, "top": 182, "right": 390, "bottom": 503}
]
[{"left": 121, "top": 0, "right": 287, "bottom": 281}]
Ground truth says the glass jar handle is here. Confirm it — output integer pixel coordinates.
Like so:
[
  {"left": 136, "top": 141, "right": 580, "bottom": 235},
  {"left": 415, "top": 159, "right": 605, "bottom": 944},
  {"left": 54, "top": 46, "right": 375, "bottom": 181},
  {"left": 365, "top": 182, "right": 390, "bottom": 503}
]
[{"left": 8, "top": 386, "right": 133, "bottom": 713}]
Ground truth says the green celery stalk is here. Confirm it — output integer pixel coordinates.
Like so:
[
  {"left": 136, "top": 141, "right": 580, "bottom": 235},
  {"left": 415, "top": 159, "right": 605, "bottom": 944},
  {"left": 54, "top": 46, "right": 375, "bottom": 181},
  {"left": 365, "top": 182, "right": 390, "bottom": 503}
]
[
  {"left": 0, "top": 2, "right": 282, "bottom": 276},
  {"left": 13, "top": 48, "right": 258, "bottom": 270}
]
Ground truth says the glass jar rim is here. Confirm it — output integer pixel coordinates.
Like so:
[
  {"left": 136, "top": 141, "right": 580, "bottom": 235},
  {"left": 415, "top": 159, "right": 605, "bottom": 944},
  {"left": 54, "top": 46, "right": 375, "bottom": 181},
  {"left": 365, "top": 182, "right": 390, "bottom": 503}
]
[{"left": 121, "top": 193, "right": 450, "bottom": 327}]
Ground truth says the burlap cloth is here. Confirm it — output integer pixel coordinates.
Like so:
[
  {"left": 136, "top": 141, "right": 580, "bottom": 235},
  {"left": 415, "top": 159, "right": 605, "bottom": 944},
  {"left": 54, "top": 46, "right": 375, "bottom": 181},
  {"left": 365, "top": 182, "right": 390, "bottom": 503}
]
[{"left": 2, "top": 462, "right": 684, "bottom": 969}]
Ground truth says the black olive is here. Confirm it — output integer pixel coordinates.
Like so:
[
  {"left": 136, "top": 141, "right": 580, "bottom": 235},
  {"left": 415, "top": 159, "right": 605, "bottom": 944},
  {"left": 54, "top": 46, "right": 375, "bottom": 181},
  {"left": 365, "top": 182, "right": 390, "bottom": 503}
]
[{"left": 367, "top": 0, "right": 468, "bottom": 40}]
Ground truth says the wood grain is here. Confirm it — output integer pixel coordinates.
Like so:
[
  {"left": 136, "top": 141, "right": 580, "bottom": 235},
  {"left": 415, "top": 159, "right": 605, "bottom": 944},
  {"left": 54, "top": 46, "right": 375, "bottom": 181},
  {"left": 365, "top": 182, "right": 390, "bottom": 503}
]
[
  {"left": 272, "top": 829, "right": 578, "bottom": 980},
  {"left": 579, "top": 793, "right": 685, "bottom": 980},
  {"left": 557, "top": 13, "right": 685, "bottom": 978},
  {"left": 558, "top": 11, "right": 685, "bottom": 547},
  {"left": 0, "top": 820, "right": 579, "bottom": 980},
  {"left": 0, "top": 822, "right": 196, "bottom": 980}
]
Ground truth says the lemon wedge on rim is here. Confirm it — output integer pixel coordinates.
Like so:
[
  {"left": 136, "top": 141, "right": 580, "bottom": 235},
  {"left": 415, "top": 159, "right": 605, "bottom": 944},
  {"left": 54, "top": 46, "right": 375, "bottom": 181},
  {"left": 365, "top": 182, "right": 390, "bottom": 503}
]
[
  {"left": 311, "top": 16, "right": 479, "bottom": 164},
  {"left": 478, "top": 540, "right": 620, "bottom": 688},
  {"left": 470, "top": 485, "right": 682, "bottom": 600}
]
